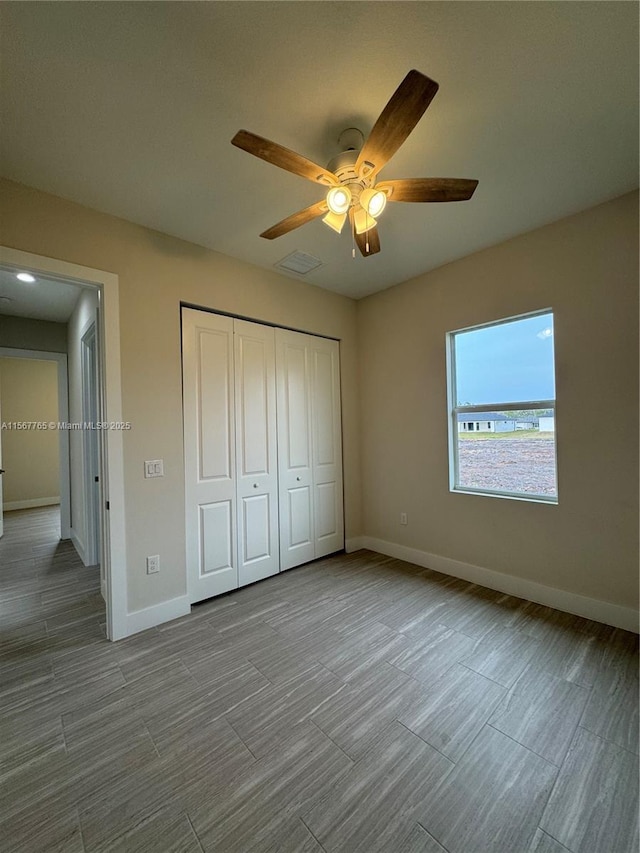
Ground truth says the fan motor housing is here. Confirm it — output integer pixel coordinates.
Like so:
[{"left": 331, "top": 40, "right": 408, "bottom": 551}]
[{"left": 327, "top": 149, "right": 372, "bottom": 202}]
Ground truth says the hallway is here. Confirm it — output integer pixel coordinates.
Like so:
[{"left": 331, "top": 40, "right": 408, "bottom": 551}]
[{"left": 0, "top": 506, "right": 104, "bottom": 652}]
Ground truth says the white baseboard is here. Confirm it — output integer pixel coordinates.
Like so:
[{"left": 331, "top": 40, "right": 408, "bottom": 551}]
[
  {"left": 69, "top": 527, "right": 88, "bottom": 566},
  {"left": 4, "top": 497, "right": 60, "bottom": 511},
  {"left": 359, "top": 536, "right": 639, "bottom": 634},
  {"left": 345, "top": 536, "right": 365, "bottom": 553},
  {"left": 125, "top": 595, "right": 191, "bottom": 637}
]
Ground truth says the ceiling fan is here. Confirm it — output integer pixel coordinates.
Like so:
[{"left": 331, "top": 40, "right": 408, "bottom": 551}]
[{"left": 231, "top": 69, "right": 478, "bottom": 258}]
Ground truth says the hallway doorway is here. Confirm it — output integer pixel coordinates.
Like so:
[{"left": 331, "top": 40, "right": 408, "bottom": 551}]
[
  {"left": 0, "top": 505, "right": 105, "bottom": 644},
  {"left": 0, "top": 246, "right": 126, "bottom": 639}
]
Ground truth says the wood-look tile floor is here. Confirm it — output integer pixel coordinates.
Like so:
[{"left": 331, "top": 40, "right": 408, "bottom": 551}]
[{"left": 1, "top": 507, "right": 638, "bottom": 853}]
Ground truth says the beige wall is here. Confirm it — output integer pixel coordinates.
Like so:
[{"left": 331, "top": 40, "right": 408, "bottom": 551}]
[
  {"left": 0, "top": 356, "right": 59, "bottom": 506},
  {"left": 357, "top": 191, "right": 639, "bottom": 609},
  {"left": 1, "top": 176, "right": 636, "bottom": 621},
  {"left": 0, "top": 315, "right": 67, "bottom": 353},
  {"left": 0, "top": 178, "right": 361, "bottom": 613}
]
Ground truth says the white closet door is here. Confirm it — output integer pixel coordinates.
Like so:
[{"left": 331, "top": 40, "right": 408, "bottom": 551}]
[
  {"left": 182, "top": 308, "right": 238, "bottom": 603},
  {"left": 310, "top": 338, "right": 344, "bottom": 558},
  {"left": 276, "top": 330, "right": 315, "bottom": 570},
  {"left": 234, "top": 319, "right": 280, "bottom": 585},
  {"left": 276, "top": 329, "right": 344, "bottom": 570}
]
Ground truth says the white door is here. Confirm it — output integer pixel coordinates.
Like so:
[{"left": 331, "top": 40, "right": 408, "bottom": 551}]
[
  {"left": 276, "top": 330, "right": 315, "bottom": 570},
  {"left": 183, "top": 308, "right": 238, "bottom": 602},
  {"left": 82, "top": 324, "right": 101, "bottom": 567},
  {"left": 309, "top": 338, "right": 344, "bottom": 558},
  {"left": 234, "top": 319, "right": 279, "bottom": 585},
  {"left": 0, "top": 382, "right": 3, "bottom": 538},
  {"left": 276, "top": 329, "right": 344, "bottom": 570}
]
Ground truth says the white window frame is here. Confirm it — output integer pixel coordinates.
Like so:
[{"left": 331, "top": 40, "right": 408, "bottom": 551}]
[{"left": 446, "top": 309, "right": 558, "bottom": 504}]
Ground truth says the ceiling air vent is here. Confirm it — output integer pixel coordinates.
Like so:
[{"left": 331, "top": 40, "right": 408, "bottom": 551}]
[{"left": 275, "top": 251, "right": 323, "bottom": 276}]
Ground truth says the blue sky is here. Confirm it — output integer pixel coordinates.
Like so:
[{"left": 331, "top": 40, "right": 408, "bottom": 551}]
[{"left": 454, "top": 312, "right": 555, "bottom": 406}]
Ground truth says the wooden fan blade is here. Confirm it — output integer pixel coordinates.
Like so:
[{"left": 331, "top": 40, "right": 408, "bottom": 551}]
[
  {"left": 355, "top": 70, "right": 439, "bottom": 179},
  {"left": 232, "top": 130, "right": 337, "bottom": 186},
  {"left": 260, "top": 200, "right": 328, "bottom": 239},
  {"left": 349, "top": 210, "right": 381, "bottom": 257},
  {"left": 377, "top": 178, "right": 478, "bottom": 203},
  {"left": 356, "top": 225, "right": 380, "bottom": 257}
]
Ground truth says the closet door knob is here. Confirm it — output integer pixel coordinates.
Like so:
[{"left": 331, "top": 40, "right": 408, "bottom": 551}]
[
  {"left": 253, "top": 483, "right": 259, "bottom": 488},
  {"left": 296, "top": 476, "right": 301, "bottom": 481}
]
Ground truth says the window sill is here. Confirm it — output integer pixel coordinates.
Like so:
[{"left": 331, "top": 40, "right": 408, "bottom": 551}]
[{"left": 451, "top": 486, "right": 558, "bottom": 505}]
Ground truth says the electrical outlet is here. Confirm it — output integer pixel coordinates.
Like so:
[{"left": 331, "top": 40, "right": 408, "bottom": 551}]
[
  {"left": 400, "top": 512, "right": 408, "bottom": 525},
  {"left": 146, "top": 555, "right": 160, "bottom": 574}
]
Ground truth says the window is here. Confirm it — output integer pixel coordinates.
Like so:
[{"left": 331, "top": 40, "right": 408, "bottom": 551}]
[{"left": 447, "top": 310, "right": 557, "bottom": 502}]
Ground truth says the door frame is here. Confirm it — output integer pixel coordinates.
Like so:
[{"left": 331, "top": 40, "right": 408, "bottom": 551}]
[
  {"left": 0, "top": 347, "right": 71, "bottom": 538},
  {"left": 0, "top": 246, "right": 127, "bottom": 641}
]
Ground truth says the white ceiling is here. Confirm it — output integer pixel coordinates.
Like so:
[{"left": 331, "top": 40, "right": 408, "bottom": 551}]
[
  {"left": 1, "top": 3, "right": 637, "bottom": 299},
  {"left": 0, "top": 267, "right": 83, "bottom": 323}
]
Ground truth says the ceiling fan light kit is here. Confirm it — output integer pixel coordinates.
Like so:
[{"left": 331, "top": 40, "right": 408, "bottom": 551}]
[
  {"left": 231, "top": 69, "right": 478, "bottom": 258},
  {"left": 322, "top": 209, "right": 348, "bottom": 234},
  {"left": 360, "top": 187, "right": 387, "bottom": 218},
  {"left": 326, "top": 186, "right": 352, "bottom": 215},
  {"left": 353, "top": 206, "right": 377, "bottom": 236}
]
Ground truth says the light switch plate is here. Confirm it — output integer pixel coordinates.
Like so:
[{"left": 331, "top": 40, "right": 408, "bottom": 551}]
[{"left": 144, "top": 459, "right": 164, "bottom": 478}]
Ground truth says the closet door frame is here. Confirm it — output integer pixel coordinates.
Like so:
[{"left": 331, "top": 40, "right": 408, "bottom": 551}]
[{"left": 182, "top": 305, "right": 345, "bottom": 603}]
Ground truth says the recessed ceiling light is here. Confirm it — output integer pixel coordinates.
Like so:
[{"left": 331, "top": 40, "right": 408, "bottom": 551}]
[{"left": 16, "top": 272, "right": 36, "bottom": 283}]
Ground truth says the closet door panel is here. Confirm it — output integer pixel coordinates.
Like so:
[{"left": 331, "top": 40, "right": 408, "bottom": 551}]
[
  {"left": 312, "top": 349, "right": 336, "bottom": 466},
  {"left": 237, "top": 336, "right": 269, "bottom": 476},
  {"left": 200, "top": 501, "right": 233, "bottom": 575},
  {"left": 276, "top": 331, "right": 315, "bottom": 570},
  {"left": 183, "top": 308, "right": 238, "bottom": 602},
  {"left": 283, "top": 345, "right": 312, "bottom": 469},
  {"left": 288, "top": 485, "right": 313, "bottom": 547},
  {"left": 311, "top": 340, "right": 344, "bottom": 558},
  {"left": 315, "top": 481, "right": 338, "bottom": 540},
  {"left": 198, "top": 331, "right": 234, "bottom": 480},
  {"left": 234, "top": 320, "right": 279, "bottom": 586},
  {"left": 241, "top": 494, "right": 270, "bottom": 561}
]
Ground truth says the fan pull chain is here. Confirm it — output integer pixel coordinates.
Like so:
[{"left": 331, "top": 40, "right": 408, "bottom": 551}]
[{"left": 351, "top": 215, "right": 356, "bottom": 259}]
